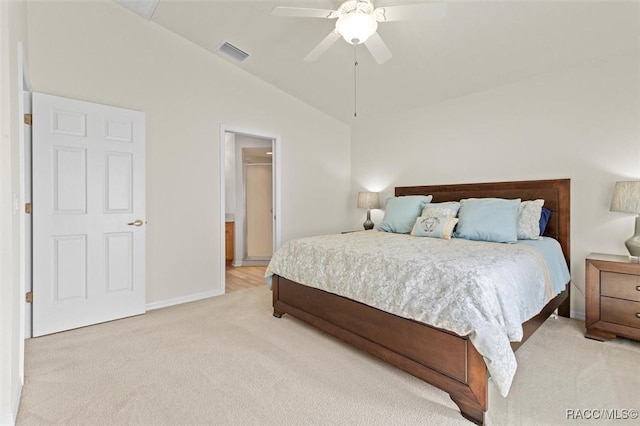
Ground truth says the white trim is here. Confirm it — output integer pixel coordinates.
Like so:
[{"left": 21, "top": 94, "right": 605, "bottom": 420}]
[
  {"left": 273, "top": 135, "right": 282, "bottom": 251},
  {"left": 0, "top": 380, "right": 22, "bottom": 426},
  {"left": 12, "top": 381, "right": 22, "bottom": 425},
  {"left": 0, "top": 412, "right": 13, "bottom": 426},
  {"left": 220, "top": 129, "right": 226, "bottom": 283},
  {"left": 16, "top": 41, "right": 27, "bottom": 381},
  {"left": 219, "top": 125, "right": 281, "bottom": 295},
  {"left": 235, "top": 259, "right": 269, "bottom": 267},
  {"left": 20, "top": 45, "right": 30, "bottom": 91},
  {"left": 145, "top": 289, "right": 223, "bottom": 311},
  {"left": 571, "top": 309, "right": 584, "bottom": 321}
]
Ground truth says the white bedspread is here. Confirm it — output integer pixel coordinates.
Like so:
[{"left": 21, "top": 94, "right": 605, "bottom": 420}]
[{"left": 265, "top": 231, "right": 569, "bottom": 397}]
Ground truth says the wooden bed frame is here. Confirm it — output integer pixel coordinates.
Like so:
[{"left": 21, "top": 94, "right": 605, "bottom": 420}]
[{"left": 272, "top": 179, "right": 571, "bottom": 425}]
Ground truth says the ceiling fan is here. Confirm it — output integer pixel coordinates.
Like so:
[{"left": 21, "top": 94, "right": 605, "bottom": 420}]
[{"left": 272, "top": 0, "right": 445, "bottom": 64}]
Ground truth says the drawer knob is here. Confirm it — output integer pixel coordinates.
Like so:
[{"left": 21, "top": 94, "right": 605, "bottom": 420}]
[
  {"left": 636, "top": 285, "right": 640, "bottom": 292},
  {"left": 637, "top": 313, "right": 640, "bottom": 319}
]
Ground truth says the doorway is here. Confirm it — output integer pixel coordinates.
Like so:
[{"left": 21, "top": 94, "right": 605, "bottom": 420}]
[{"left": 220, "top": 127, "right": 280, "bottom": 294}]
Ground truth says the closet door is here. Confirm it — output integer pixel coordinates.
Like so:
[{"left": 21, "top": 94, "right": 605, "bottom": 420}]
[{"left": 245, "top": 164, "right": 273, "bottom": 258}]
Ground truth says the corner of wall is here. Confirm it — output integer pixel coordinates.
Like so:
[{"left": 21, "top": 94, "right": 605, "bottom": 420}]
[{"left": 0, "top": 380, "right": 21, "bottom": 426}]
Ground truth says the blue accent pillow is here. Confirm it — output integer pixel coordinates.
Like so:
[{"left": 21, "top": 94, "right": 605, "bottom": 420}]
[
  {"left": 539, "top": 207, "right": 552, "bottom": 235},
  {"left": 454, "top": 198, "right": 521, "bottom": 243},
  {"left": 378, "top": 195, "right": 433, "bottom": 234}
]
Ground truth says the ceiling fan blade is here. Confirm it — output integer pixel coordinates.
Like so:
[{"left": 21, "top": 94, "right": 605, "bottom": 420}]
[
  {"left": 272, "top": 7, "right": 337, "bottom": 19},
  {"left": 364, "top": 32, "right": 392, "bottom": 64},
  {"left": 304, "top": 31, "right": 341, "bottom": 62},
  {"left": 375, "top": 2, "right": 446, "bottom": 22}
]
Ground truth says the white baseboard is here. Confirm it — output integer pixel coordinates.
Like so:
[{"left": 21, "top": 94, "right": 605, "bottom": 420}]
[
  {"left": 0, "top": 411, "right": 14, "bottom": 426},
  {"left": 0, "top": 380, "right": 22, "bottom": 426},
  {"left": 570, "top": 309, "right": 585, "bottom": 321},
  {"left": 231, "top": 260, "right": 269, "bottom": 267},
  {"left": 237, "top": 259, "right": 269, "bottom": 266},
  {"left": 145, "top": 289, "right": 223, "bottom": 311}
]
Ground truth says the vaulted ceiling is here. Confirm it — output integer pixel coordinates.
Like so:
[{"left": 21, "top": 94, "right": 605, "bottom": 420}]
[{"left": 123, "top": 1, "right": 640, "bottom": 123}]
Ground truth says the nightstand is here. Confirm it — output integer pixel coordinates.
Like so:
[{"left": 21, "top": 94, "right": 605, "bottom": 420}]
[{"left": 585, "top": 253, "right": 640, "bottom": 342}]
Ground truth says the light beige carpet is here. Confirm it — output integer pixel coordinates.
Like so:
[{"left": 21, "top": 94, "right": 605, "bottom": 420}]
[{"left": 17, "top": 286, "right": 640, "bottom": 425}]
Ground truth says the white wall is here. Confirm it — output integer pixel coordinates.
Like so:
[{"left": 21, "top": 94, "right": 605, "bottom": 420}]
[
  {"left": 351, "top": 53, "right": 640, "bottom": 319},
  {"left": 1, "top": 0, "right": 28, "bottom": 423},
  {"left": 26, "top": 1, "right": 351, "bottom": 304}
]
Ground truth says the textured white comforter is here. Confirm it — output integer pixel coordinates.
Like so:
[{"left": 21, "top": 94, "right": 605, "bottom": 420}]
[{"left": 265, "top": 231, "right": 568, "bottom": 396}]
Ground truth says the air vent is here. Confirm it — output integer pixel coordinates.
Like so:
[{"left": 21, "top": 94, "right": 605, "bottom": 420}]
[{"left": 217, "top": 41, "right": 250, "bottom": 62}]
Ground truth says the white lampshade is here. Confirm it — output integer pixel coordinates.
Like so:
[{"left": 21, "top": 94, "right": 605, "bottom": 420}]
[
  {"left": 357, "top": 191, "right": 380, "bottom": 210},
  {"left": 610, "top": 181, "right": 640, "bottom": 214},
  {"left": 335, "top": 13, "right": 378, "bottom": 45},
  {"left": 610, "top": 180, "right": 640, "bottom": 257}
]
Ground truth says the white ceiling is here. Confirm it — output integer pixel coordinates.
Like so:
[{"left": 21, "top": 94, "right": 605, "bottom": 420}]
[{"left": 142, "top": 1, "right": 639, "bottom": 124}]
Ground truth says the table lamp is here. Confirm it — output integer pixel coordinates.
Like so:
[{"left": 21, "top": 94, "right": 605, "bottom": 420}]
[
  {"left": 610, "top": 180, "right": 640, "bottom": 257},
  {"left": 357, "top": 191, "right": 380, "bottom": 230}
]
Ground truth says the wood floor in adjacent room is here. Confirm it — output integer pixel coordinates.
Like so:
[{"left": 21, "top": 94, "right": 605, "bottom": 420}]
[{"left": 226, "top": 265, "right": 267, "bottom": 293}]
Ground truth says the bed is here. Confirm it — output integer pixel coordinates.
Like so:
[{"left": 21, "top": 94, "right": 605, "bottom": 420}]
[{"left": 269, "top": 179, "right": 570, "bottom": 425}]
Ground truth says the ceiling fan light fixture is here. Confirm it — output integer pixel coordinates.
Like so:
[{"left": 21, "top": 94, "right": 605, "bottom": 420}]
[{"left": 335, "top": 12, "right": 378, "bottom": 45}]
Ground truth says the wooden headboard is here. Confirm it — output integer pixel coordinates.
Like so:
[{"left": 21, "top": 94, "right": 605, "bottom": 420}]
[{"left": 395, "top": 179, "right": 571, "bottom": 266}]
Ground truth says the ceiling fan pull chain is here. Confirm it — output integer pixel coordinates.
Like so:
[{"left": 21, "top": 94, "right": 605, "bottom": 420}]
[{"left": 354, "top": 44, "right": 358, "bottom": 117}]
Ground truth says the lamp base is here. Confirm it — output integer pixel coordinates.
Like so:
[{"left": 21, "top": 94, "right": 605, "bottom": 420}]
[
  {"left": 625, "top": 216, "right": 640, "bottom": 257},
  {"left": 362, "top": 210, "right": 374, "bottom": 230}
]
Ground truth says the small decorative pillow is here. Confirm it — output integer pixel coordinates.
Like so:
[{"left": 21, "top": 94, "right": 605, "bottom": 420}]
[
  {"left": 411, "top": 216, "right": 459, "bottom": 240},
  {"left": 378, "top": 195, "right": 433, "bottom": 234},
  {"left": 421, "top": 202, "right": 460, "bottom": 219},
  {"left": 518, "top": 199, "right": 544, "bottom": 240},
  {"left": 539, "top": 207, "right": 552, "bottom": 235},
  {"left": 455, "top": 198, "right": 521, "bottom": 243}
]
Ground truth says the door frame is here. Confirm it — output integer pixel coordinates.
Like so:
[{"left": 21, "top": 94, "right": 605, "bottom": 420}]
[
  {"left": 18, "top": 41, "right": 31, "bottom": 360},
  {"left": 219, "top": 125, "right": 281, "bottom": 293}
]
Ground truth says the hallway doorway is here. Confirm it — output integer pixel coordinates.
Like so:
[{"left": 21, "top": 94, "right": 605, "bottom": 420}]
[{"left": 220, "top": 127, "right": 280, "bottom": 294}]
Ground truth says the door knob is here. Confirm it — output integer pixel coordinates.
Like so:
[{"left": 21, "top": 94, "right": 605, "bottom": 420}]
[{"left": 127, "top": 219, "right": 144, "bottom": 227}]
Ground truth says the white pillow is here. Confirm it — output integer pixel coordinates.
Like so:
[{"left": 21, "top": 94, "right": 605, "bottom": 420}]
[
  {"left": 420, "top": 202, "right": 460, "bottom": 219},
  {"left": 518, "top": 199, "right": 544, "bottom": 240},
  {"left": 411, "top": 216, "right": 459, "bottom": 240}
]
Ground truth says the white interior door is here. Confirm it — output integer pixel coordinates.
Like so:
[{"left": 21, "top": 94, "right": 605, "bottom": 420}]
[
  {"left": 32, "top": 92, "right": 145, "bottom": 337},
  {"left": 245, "top": 163, "right": 273, "bottom": 258}
]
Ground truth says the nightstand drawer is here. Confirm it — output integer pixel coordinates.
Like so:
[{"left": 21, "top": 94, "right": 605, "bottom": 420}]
[
  {"left": 601, "top": 297, "right": 640, "bottom": 328},
  {"left": 601, "top": 272, "right": 640, "bottom": 302}
]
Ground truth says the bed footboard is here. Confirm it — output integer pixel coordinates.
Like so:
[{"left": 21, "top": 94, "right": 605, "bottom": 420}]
[{"left": 272, "top": 275, "right": 488, "bottom": 425}]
